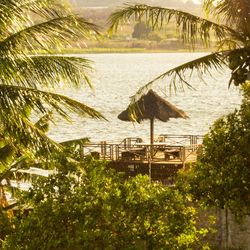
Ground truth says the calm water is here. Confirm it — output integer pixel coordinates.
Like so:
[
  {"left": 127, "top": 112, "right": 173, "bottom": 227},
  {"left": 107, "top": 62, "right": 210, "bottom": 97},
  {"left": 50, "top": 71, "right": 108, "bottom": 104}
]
[{"left": 48, "top": 53, "right": 242, "bottom": 143}]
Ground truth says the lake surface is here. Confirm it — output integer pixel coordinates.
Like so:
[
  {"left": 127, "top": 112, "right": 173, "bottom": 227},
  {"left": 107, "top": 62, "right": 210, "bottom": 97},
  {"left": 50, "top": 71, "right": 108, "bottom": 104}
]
[{"left": 48, "top": 53, "right": 242, "bottom": 143}]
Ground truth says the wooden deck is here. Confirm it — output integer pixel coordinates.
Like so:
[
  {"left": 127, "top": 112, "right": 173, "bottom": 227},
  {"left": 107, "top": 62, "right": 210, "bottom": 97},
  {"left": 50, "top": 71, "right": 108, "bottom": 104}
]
[
  {"left": 82, "top": 135, "right": 202, "bottom": 164},
  {"left": 82, "top": 135, "right": 203, "bottom": 183}
]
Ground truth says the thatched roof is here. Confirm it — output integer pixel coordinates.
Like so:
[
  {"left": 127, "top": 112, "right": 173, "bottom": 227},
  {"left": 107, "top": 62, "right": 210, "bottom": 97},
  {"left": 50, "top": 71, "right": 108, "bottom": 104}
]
[{"left": 118, "top": 89, "right": 189, "bottom": 122}]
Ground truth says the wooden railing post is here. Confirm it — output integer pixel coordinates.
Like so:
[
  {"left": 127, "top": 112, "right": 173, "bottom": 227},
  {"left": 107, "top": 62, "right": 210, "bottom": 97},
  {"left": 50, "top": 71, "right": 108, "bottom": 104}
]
[
  {"left": 101, "top": 141, "right": 107, "bottom": 159},
  {"left": 182, "top": 146, "right": 186, "bottom": 169}
]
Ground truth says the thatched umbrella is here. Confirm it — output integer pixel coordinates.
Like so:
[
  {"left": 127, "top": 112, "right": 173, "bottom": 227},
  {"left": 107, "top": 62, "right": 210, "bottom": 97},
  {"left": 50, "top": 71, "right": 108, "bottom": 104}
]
[{"left": 118, "top": 90, "right": 189, "bottom": 151}]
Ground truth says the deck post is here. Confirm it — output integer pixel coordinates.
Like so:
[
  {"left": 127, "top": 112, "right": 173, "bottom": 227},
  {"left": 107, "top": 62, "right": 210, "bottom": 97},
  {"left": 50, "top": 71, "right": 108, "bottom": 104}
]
[
  {"left": 182, "top": 146, "right": 186, "bottom": 169},
  {"left": 101, "top": 141, "right": 107, "bottom": 159}
]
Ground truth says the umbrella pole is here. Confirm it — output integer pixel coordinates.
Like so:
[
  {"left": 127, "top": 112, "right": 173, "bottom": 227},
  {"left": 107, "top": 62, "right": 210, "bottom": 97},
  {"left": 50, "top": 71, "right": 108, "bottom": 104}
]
[
  {"left": 149, "top": 118, "right": 154, "bottom": 181},
  {"left": 150, "top": 118, "right": 154, "bottom": 158}
]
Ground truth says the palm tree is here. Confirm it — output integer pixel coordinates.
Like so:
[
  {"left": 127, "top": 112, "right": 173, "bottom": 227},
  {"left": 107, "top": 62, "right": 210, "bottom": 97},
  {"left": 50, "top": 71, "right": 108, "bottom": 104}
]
[
  {"left": 0, "top": 0, "right": 104, "bottom": 157},
  {"left": 109, "top": 0, "right": 250, "bottom": 103},
  {"left": 0, "top": 111, "right": 89, "bottom": 214}
]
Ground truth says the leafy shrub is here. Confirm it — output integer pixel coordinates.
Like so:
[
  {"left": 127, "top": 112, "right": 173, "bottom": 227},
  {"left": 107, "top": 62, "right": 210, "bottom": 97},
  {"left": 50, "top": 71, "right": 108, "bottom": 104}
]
[{"left": 3, "top": 159, "right": 209, "bottom": 249}]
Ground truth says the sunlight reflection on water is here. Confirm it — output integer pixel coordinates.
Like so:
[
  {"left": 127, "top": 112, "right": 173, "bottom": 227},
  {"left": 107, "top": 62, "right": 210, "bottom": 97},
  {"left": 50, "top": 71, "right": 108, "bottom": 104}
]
[{"left": 48, "top": 53, "right": 241, "bottom": 143}]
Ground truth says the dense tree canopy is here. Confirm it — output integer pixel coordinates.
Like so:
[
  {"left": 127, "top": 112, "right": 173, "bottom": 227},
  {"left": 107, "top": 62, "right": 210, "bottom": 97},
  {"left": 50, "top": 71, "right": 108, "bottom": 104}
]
[
  {"left": 3, "top": 159, "right": 210, "bottom": 250},
  {"left": 184, "top": 83, "right": 250, "bottom": 216}
]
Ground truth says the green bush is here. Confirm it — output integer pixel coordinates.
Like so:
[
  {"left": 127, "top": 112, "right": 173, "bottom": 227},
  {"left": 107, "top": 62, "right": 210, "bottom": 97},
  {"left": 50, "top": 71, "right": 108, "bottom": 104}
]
[
  {"left": 3, "top": 159, "right": 209, "bottom": 249},
  {"left": 185, "top": 83, "right": 250, "bottom": 217}
]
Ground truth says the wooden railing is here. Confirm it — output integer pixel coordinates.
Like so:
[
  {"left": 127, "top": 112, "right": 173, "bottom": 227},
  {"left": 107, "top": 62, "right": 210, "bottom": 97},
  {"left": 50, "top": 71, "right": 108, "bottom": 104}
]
[
  {"left": 157, "top": 134, "right": 204, "bottom": 145},
  {"left": 82, "top": 135, "right": 203, "bottom": 163}
]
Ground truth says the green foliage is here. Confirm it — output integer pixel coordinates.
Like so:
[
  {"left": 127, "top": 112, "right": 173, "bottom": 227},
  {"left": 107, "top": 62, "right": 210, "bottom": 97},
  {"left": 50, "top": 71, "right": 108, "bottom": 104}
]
[
  {"left": 0, "top": 111, "right": 56, "bottom": 185},
  {"left": 184, "top": 83, "right": 250, "bottom": 216},
  {"left": 228, "top": 49, "right": 250, "bottom": 86},
  {"left": 3, "top": 159, "right": 209, "bottom": 249},
  {"left": 0, "top": 0, "right": 103, "bottom": 156},
  {"left": 0, "top": 208, "right": 13, "bottom": 248}
]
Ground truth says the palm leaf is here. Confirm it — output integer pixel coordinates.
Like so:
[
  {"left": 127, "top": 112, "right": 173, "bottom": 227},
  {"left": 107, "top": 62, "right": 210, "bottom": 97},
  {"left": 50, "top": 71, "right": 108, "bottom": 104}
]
[
  {"left": 204, "top": 0, "right": 250, "bottom": 29},
  {"left": 0, "top": 1, "right": 103, "bottom": 156},
  {"left": 0, "top": 56, "right": 94, "bottom": 89},
  {"left": 20, "top": 0, "right": 70, "bottom": 19},
  {"left": 204, "top": 0, "right": 250, "bottom": 45},
  {"left": 0, "top": 145, "right": 16, "bottom": 170},
  {"left": 0, "top": 85, "right": 105, "bottom": 155},
  {"left": 0, "top": 0, "right": 28, "bottom": 38},
  {"left": 109, "top": 2, "right": 249, "bottom": 94},
  {"left": 0, "top": 0, "right": 99, "bottom": 36},
  {"left": 60, "top": 137, "right": 90, "bottom": 147},
  {"left": 3, "top": 116, "right": 62, "bottom": 156},
  {"left": 129, "top": 51, "right": 227, "bottom": 103},
  {"left": 108, "top": 4, "right": 235, "bottom": 46},
  {"left": 0, "top": 155, "right": 29, "bottom": 182},
  {"left": 0, "top": 85, "right": 105, "bottom": 121},
  {"left": 0, "top": 0, "right": 70, "bottom": 39},
  {"left": 0, "top": 15, "right": 100, "bottom": 60},
  {"left": 224, "top": 47, "right": 250, "bottom": 86},
  {"left": 34, "top": 111, "right": 53, "bottom": 133}
]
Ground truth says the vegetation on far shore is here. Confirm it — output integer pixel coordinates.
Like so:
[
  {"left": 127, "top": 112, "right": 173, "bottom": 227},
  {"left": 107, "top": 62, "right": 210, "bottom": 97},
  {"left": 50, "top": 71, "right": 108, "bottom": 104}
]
[{"left": 55, "top": 47, "right": 213, "bottom": 54}]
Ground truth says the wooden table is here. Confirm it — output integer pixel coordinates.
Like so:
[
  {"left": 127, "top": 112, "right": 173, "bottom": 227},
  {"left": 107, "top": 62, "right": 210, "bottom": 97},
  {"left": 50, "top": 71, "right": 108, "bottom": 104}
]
[
  {"left": 164, "top": 149, "right": 181, "bottom": 160},
  {"left": 121, "top": 148, "right": 146, "bottom": 160}
]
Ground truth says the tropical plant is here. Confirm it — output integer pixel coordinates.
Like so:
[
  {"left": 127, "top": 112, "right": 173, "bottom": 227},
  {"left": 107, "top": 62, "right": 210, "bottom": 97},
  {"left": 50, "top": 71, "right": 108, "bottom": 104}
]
[
  {"left": 0, "top": 111, "right": 89, "bottom": 208},
  {"left": 0, "top": 112, "right": 53, "bottom": 233},
  {"left": 181, "top": 82, "right": 250, "bottom": 217},
  {"left": 0, "top": 0, "right": 104, "bottom": 157},
  {"left": 0, "top": 114, "right": 91, "bottom": 246},
  {"left": 109, "top": 0, "right": 250, "bottom": 103},
  {"left": 3, "top": 159, "right": 210, "bottom": 249}
]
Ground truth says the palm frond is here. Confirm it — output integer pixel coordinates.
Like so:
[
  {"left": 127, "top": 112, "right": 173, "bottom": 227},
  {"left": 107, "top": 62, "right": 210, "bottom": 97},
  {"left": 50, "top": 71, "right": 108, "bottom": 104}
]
[
  {"left": 20, "top": 0, "right": 70, "bottom": 19},
  {"left": 130, "top": 52, "right": 227, "bottom": 103},
  {"left": 60, "top": 137, "right": 90, "bottom": 147},
  {"left": 224, "top": 47, "right": 250, "bottom": 86},
  {"left": 0, "top": 15, "right": 100, "bottom": 60},
  {"left": 0, "top": 0, "right": 28, "bottom": 39},
  {"left": 0, "top": 155, "right": 29, "bottom": 182},
  {"left": 204, "top": 0, "right": 250, "bottom": 32},
  {"left": 108, "top": 4, "right": 235, "bottom": 46},
  {"left": 0, "top": 85, "right": 105, "bottom": 155},
  {"left": 0, "top": 85, "right": 105, "bottom": 121},
  {"left": 2, "top": 115, "right": 62, "bottom": 156},
  {"left": 0, "top": 56, "right": 94, "bottom": 89},
  {"left": 0, "top": 0, "right": 68, "bottom": 39},
  {"left": 217, "top": 39, "right": 243, "bottom": 50},
  {"left": 0, "top": 1, "right": 103, "bottom": 156},
  {"left": 34, "top": 111, "right": 53, "bottom": 133},
  {"left": 0, "top": 145, "right": 16, "bottom": 169}
]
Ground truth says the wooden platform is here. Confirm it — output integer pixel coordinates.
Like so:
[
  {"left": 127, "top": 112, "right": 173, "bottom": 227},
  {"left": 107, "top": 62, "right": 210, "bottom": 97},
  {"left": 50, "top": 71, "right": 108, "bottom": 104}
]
[{"left": 82, "top": 135, "right": 203, "bottom": 183}]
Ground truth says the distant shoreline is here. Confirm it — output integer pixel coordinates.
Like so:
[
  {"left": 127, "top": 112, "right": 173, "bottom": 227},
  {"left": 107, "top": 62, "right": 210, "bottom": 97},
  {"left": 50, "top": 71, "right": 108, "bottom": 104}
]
[{"left": 56, "top": 47, "right": 213, "bottom": 54}]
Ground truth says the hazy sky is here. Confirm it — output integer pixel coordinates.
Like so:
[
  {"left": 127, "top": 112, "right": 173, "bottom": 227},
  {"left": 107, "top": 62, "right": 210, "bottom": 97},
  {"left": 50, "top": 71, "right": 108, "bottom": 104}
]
[{"left": 182, "top": 0, "right": 202, "bottom": 4}]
